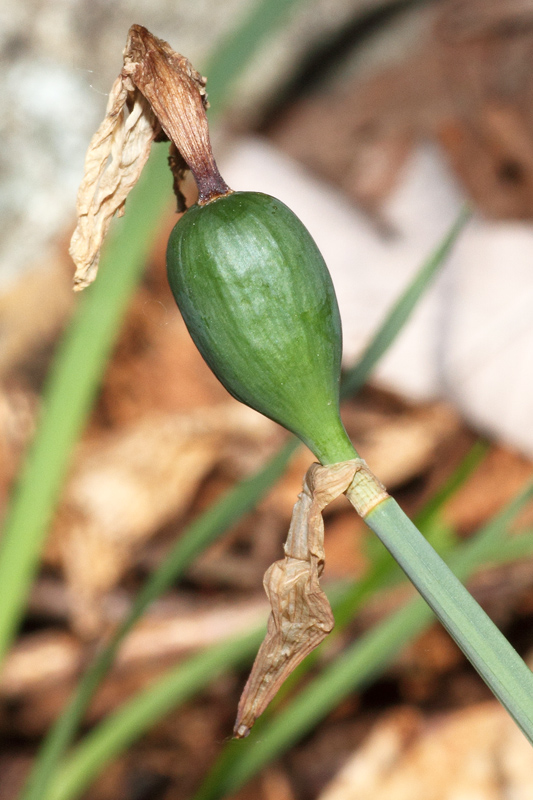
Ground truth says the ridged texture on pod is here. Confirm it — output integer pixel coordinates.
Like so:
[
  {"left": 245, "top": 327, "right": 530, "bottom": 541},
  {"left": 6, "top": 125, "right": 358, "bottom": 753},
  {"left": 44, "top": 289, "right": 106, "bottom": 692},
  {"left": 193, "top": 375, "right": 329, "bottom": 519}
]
[{"left": 166, "top": 191, "right": 354, "bottom": 464}]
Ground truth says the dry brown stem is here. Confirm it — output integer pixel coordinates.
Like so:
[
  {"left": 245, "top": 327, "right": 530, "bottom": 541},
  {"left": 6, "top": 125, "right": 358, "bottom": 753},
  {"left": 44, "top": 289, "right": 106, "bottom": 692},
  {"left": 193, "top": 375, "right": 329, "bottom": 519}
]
[{"left": 70, "top": 25, "right": 230, "bottom": 290}]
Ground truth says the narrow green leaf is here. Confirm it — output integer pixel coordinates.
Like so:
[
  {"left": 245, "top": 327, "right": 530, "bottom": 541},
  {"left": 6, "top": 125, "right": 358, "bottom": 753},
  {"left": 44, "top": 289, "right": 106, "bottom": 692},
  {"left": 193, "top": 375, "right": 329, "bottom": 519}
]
[
  {"left": 46, "top": 630, "right": 265, "bottom": 800},
  {"left": 489, "top": 531, "right": 533, "bottom": 562},
  {"left": 198, "top": 600, "right": 435, "bottom": 800},
  {"left": 204, "top": 0, "right": 309, "bottom": 111},
  {"left": 19, "top": 441, "right": 297, "bottom": 800},
  {"left": 340, "top": 206, "right": 471, "bottom": 400},
  {"left": 0, "top": 146, "right": 172, "bottom": 670},
  {"left": 413, "top": 440, "right": 488, "bottom": 530}
]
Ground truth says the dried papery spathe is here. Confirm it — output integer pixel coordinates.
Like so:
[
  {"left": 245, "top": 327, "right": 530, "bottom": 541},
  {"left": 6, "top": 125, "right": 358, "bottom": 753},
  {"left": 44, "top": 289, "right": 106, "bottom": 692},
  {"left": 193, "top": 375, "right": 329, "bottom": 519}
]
[
  {"left": 235, "top": 459, "right": 388, "bottom": 737},
  {"left": 70, "top": 25, "right": 229, "bottom": 291},
  {"left": 69, "top": 78, "right": 158, "bottom": 290}
]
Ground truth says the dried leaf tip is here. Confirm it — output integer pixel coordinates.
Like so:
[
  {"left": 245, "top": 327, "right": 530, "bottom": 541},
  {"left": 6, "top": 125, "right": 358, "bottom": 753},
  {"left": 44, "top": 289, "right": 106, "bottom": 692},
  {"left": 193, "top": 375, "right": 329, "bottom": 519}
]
[{"left": 70, "top": 25, "right": 231, "bottom": 291}]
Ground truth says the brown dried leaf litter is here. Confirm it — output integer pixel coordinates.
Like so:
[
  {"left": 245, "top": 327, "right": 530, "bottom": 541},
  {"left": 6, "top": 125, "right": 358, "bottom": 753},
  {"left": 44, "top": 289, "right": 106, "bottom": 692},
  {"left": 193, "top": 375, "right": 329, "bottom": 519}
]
[
  {"left": 70, "top": 25, "right": 229, "bottom": 290},
  {"left": 319, "top": 702, "right": 533, "bottom": 800},
  {"left": 270, "top": 0, "right": 533, "bottom": 221},
  {"left": 48, "top": 405, "right": 274, "bottom": 638}
]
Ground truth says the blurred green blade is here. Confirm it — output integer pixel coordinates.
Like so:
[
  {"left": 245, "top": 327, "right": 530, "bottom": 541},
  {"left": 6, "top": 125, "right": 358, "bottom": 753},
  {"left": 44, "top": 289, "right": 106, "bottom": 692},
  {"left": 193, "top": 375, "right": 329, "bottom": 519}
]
[
  {"left": 341, "top": 205, "right": 470, "bottom": 400},
  {"left": 205, "top": 0, "right": 308, "bottom": 110},
  {"left": 0, "top": 146, "right": 172, "bottom": 669},
  {"left": 19, "top": 441, "right": 297, "bottom": 800},
  {"left": 46, "top": 630, "right": 265, "bottom": 800},
  {"left": 413, "top": 440, "right": 488, "bottom": 530},
  {"left": 199, "top": 600, "right": 435, "bottom": 800},
  {"left": 46, "top": 480, "right": 533, "bottom": 800}
]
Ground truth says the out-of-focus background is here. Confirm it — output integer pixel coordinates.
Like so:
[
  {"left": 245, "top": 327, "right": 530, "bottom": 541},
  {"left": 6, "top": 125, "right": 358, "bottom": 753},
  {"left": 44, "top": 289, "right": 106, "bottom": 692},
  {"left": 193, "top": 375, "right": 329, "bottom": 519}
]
[{"left": 3, "top": 1, "right": 533, "bottom": 799}]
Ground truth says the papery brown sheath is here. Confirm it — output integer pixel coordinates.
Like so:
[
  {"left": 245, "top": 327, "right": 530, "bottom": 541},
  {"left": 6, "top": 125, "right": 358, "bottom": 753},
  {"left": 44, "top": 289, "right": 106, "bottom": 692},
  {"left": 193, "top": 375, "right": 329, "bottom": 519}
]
[{"left": 70, "top": 25, "right": 230, "bottom": 291}]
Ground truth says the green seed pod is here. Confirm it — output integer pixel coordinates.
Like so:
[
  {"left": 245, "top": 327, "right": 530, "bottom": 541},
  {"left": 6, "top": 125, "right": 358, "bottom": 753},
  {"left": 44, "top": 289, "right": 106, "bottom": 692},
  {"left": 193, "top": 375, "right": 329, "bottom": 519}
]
[{"left": 166, "top": 191, "right": 354, "bottom": 465}]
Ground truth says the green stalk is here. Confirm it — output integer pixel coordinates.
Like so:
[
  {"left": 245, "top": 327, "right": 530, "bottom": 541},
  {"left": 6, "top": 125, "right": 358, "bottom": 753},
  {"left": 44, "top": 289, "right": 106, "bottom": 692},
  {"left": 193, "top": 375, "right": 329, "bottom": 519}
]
[
  {"left": 320, "top": 451, "right": 533, "bottom": 744},
  {"left": 360, "top": 496, "right": 533, "bottom": 742},
  {"left": 237, "top": 441, "right": 481, "bottom": 710}
]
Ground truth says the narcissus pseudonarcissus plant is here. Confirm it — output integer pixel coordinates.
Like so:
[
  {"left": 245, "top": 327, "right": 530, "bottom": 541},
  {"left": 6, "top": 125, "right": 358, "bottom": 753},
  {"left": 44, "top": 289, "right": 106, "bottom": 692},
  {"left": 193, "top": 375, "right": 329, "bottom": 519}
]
[{"left": 69, "top": 25, "right": 389, "bottom": 739}]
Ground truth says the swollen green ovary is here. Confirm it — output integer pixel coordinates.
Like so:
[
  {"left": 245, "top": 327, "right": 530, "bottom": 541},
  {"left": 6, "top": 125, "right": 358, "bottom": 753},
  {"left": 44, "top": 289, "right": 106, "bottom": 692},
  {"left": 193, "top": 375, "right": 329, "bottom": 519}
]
[{"left": 167, "top": 192, "right": 357, "bottom": 465}]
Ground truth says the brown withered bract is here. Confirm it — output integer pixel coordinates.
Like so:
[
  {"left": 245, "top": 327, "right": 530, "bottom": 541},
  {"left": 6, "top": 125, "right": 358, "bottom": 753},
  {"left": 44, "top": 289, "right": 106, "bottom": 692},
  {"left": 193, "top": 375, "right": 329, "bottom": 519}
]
[
  {"left": 70, "top": 25, "right": 230, "bottom": 291},
  {"left": 122, "top": 26, "right": 229, "bottom": 203},
  {"left": 234, "top": 459, "right": 388, "bottom": 737}
]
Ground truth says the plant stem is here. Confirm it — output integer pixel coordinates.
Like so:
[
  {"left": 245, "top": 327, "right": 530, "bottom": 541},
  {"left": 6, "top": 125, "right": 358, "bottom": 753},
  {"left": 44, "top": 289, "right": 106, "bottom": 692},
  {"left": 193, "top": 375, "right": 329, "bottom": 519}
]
[
  {"left": 359, "top": 495, "right": 533, "bottom": 743},
  {"left": 193, "top": 480, "right": 533, "bottom": 800}
]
